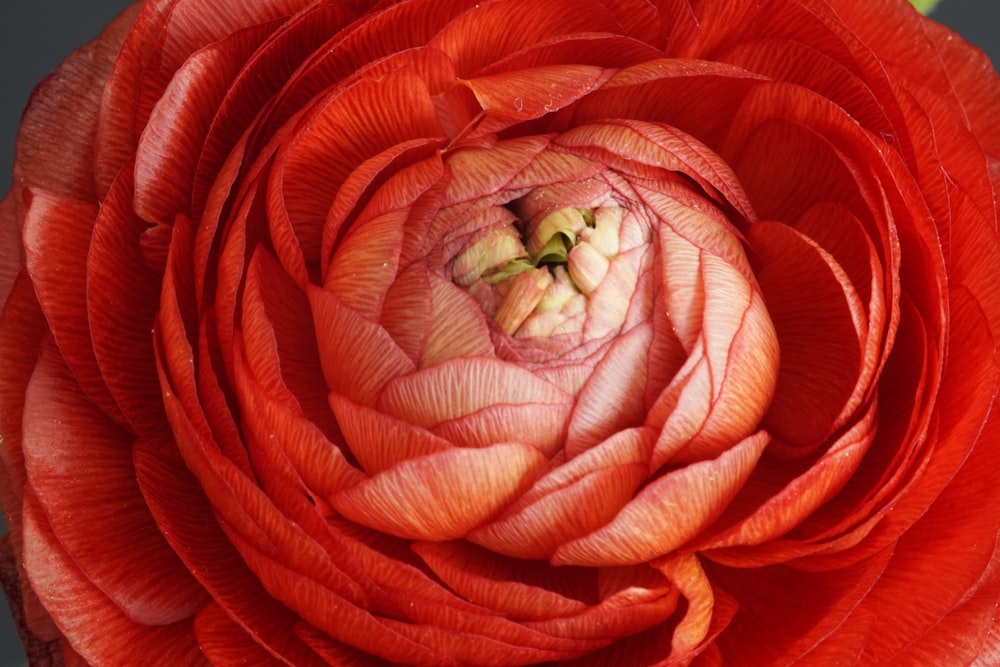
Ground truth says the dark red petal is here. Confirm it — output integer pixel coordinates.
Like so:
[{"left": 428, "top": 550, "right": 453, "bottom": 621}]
[
  {"left": 134, "top": 21, "right": 277, "bottom": 225},
  {"left": 12, "top": 4, "right": 138, "bottom": 206},
  {"left": 22, "top": 491, "right": 208, "bottom": 665},
  {"left": 709, "top": 544, "right": 894, "bottom": 665},
  {"left": 22, "top": 189, "right": 125, "bottom": 425},
  {"left": 0, "top": 195, "right": 22, "bottom": 310},
  {"left": 0, "top": 274, "right": 56, "bottom": 644},
  {"left": 23, "top": 341, "right": 205, "bottom": 625},
  {"left": 751, "top": 220, "right": 867, "bottom": 452},
  {"left": 87, "top": 165, "right": 167, "bottom": 437}
]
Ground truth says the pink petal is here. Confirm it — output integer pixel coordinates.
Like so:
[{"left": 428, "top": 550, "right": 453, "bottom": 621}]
[
  {"left": 377, "top": 356, "right": 570, "bottom": 428},
  {"left": 556, "top": 120, "right": 756, "bottom": 222},
  {"left": 332, "top": 442, "right": 547, "bottom": 540},
  {"left": 328, "top": 391, "right": 454, "bottom": 475},
  {"left": 380, "top": 262, "right": 433, "bottom": 363},
  {"left": 432, "top": 401, "right": 571, "bottom": 457},
  {"left": 567, "top": 322, "right": 653, "bottom": 456},
  {"left": 654, "top": 554, "right": 738, "bottom": 665},
  {"left": 553, "top": 432, "right": 769, "bottom": 566},
  {"left": 420, "top": 271, "right": 496, "bottom": 366},
  {"left": 469, "top": 427, "right": 652, "bottom": 559}
]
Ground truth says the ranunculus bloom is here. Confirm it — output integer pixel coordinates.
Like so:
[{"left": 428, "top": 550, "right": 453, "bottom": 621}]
[{"left": 2, "top": 0, "right": 999, "bottom": 664}]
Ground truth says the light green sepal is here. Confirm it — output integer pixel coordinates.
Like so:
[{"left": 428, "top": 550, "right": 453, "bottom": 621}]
[{"left": 909, "top": 0, "right": 941, "bottom": 15}]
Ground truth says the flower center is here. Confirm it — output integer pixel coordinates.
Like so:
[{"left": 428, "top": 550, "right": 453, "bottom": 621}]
[{"left": 451, "top": 185, "right": 647, "bottom": 343}]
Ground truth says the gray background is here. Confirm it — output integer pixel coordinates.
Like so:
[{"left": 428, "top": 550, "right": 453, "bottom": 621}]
[{"left": 0, "top": 0, "right": 997, "bottom": 664}]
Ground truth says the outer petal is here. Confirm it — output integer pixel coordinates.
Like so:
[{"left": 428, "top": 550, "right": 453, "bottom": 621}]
[{"left": 22, "top": 491, "right": 208, "bottom": 666}]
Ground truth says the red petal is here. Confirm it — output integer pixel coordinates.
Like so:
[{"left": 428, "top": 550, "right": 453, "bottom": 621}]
[
  {"left": 87, "top": 166, "right": 167, "bottom": 437},
  {"left": 696, "top": 402, "right": 876, "bottom": 551},
  {"left": 0, "top": 274, "right": 56, "bottom": 644},
  {"left": 463, "top": 65, "right": 612, "bottom": 135},
  {"left": 194, "top": 602, "right": 299, "bottom": 667},
  {"left": 427, "top": 0, "right": 619, "bottom": 77},
  {"left": 708, "top": 546, "right": 893, "bottom": 665},
  {"left": 324, "top": 208, "right": 407, "bottom": 321},
  {"left": 332, "top": 442, "right": 547, "bottom": 540},
  {"left": 751, "top": 220, "right": 867, "bottom": 452},
  {"left": 307, "top": 283, "right": 415, "bottom": 405},
  {"left": 235, "top": 354, "right": 366, "bottom": 498},
  {"left": 133, "top": 436, "right": 325, "bottom": 666},
  {"left": 274, "top": 64, "right": 446, "bottom": 255},
  {"left": 412, "top": 541, "right": 594, "bottom": 621},
  {"left": 134, "top": 21, "right": 276, "bottom": 225},
  {"left": 241, "top": 248, "right": 341, "bottom": 441}
]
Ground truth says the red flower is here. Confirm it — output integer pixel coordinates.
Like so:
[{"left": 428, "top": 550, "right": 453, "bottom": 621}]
[{"left": 2, "top": 0, "right": 999, "bottom": 664}]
